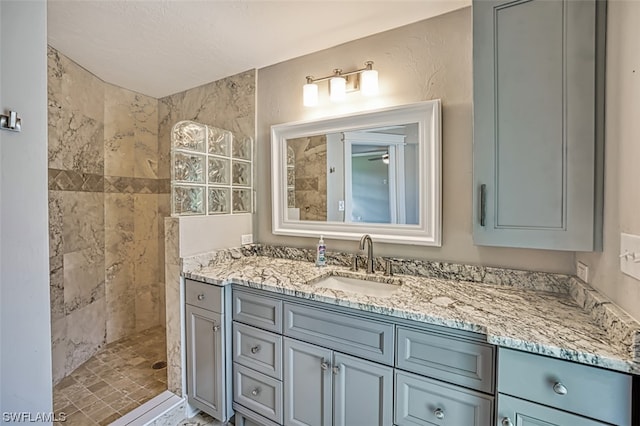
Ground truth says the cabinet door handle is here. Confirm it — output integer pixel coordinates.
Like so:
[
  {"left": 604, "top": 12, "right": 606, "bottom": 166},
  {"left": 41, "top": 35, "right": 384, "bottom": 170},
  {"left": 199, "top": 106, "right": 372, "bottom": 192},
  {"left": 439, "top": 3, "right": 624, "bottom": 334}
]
[
  {"left": 320, "top": 359, "right": 329, "bottom": 371},
  {"left": 553, "top": 382, "right": 568, "bottom": 395},
  {"left": 212, "top": 325, "right": 220, "bottom": 332},
  {"left": 250, "top": 345, "right": 261, "bottom": 354},
  {"left": 251, "top": 387, "right": 261, "bottom": 396},
  {"left": 479, "top": 184, "right": 487, "bottom": 226},
  {"left": 332, "top": 365, "right": 340, "bottom": 375},
  {"left": 197, "top": 294, "right": 205, "bottom": 301},
  {"left": 433, "top": 408, "right": 445, "bottom": 419},
  {"left": 501, "top": 418, "right": 513, "bottom": 426}
]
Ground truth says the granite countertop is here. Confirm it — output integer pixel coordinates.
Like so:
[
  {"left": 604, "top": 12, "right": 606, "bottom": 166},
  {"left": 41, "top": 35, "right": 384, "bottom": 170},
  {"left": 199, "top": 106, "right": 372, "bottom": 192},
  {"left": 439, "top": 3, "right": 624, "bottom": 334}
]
[{"left": 184, "top": 254, "right": 640, "bottom": 375}]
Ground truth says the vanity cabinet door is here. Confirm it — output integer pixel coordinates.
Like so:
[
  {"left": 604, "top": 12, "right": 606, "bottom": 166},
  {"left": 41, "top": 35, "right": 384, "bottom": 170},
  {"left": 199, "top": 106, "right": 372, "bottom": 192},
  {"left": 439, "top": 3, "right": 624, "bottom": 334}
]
[
  {"left": 497, "top": 394, "right": 610, "bottom": 426},
  {"left": 186, "top": 304, "right": 225, "bottom": 419},
  {"left": 283, "top": 338, "right": 332, "bottom": 426},
  {"left": 472, "top": 0, "right": 605, "bottom": 250},
  {"left": 333, "top": 352, "right": 393, "bottom": 426}
]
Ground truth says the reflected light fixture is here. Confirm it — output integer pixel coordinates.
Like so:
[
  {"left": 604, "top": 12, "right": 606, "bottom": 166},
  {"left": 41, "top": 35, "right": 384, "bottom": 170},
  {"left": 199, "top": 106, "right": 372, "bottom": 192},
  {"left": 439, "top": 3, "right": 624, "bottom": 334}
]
[{"left": 303, "top": 61, "right": 379, "bottom": 107}]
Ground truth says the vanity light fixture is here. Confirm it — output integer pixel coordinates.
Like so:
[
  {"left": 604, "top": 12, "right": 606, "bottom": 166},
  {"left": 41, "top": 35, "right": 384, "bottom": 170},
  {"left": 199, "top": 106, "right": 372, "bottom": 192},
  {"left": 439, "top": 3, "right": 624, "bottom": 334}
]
[{"left": 303, "top": 61, "right": 379, "bottom": 107}]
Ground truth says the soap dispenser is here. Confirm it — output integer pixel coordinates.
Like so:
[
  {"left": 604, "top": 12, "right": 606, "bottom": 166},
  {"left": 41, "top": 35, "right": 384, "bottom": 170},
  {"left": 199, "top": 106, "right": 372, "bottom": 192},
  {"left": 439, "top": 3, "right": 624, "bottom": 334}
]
[{"left": 316, "top": 235, "right": 327, "bottom": 267}]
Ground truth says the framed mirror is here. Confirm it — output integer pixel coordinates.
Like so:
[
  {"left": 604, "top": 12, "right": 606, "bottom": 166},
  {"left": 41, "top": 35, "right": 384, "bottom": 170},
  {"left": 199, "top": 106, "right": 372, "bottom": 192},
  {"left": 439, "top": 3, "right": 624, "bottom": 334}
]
[{"left": 271, "top": 100, "right": 441, "bottom": 246}]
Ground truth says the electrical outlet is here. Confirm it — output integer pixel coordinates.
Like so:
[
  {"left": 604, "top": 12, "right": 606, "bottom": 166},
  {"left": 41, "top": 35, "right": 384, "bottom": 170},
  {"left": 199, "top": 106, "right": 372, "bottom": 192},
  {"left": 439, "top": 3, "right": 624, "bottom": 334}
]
[
  {"left": 620, "top": 233, "right": 640, "bottom": 280},
  {"left": 241, "top": 234, "right": 253, "bottom": 245},
  {"left": 576, "top": 261, "right": 589, "bottom": 283}
]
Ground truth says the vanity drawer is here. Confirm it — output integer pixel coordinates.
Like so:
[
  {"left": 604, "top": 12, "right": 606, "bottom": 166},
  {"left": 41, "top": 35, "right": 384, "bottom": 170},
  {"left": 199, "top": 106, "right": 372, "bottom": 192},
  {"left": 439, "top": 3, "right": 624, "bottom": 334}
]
[
  {"left": 233, "top": 289, "right": 282, "bottom": 333},
  {"left": 185, "top": 279, "right": 224, "bottom": 313},
  {"left": 234, "top": 363, "right": 283, "bottom": 424},
  {"left": 233, "top": 404, "right": 281, "bottom": 426},
  {"left": 395, "top": 371, "right": 493, "bottom": 426},
  {"left": 396, "top": 326, "right": 494, "bottom": 393},
  {"left": 283, "top": 302, "right": 394, "bottom": 365},
  {"left": 498, "top": 348, "right": 632, "bottom": 425},
  {"left": 497, "top": 394, "right": 610, "bottom": 426},
  {"left": 233, "top": 322, "right": 283, "bottom": 380}
]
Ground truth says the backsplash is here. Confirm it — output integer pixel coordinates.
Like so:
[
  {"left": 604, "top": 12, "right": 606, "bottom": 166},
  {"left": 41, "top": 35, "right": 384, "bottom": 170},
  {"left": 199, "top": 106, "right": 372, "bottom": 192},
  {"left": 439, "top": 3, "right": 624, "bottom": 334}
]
[{"left": 182, "top": 244, "right": 573, "bottom": 293}]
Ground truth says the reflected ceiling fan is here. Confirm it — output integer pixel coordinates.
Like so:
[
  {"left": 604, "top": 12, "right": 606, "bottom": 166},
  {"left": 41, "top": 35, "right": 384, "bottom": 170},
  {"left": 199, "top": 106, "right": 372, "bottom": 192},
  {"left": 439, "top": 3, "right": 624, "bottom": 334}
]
[{"left": 368, "top": 152, "right": 390, "bottom": 164}]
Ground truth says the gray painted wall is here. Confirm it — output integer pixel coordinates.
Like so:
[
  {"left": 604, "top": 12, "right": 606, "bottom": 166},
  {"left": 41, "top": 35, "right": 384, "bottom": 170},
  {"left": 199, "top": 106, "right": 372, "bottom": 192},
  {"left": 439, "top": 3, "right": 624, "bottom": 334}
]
[
  {"left": 256, "top": 8, "right": 575, "bottom": 274},
  {"left": 0, "top": 0, "right": 53, "bottom": 417}
]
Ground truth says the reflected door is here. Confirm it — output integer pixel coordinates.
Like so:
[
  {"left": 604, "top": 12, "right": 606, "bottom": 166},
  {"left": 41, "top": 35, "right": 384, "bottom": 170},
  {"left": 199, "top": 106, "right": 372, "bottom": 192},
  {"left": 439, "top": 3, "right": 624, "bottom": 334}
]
[{"left": 351, "top": 152, "right": 392, "bottom": 223}]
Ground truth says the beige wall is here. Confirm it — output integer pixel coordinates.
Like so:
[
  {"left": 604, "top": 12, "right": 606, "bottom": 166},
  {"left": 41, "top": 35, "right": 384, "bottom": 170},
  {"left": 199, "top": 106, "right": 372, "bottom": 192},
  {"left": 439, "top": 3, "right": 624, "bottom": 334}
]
[
  {"left": 256, "top": 7, "right": 575, "bottom": 274},
  {"left": 577, "top": 0, "right": 640, "bottom": 322}
]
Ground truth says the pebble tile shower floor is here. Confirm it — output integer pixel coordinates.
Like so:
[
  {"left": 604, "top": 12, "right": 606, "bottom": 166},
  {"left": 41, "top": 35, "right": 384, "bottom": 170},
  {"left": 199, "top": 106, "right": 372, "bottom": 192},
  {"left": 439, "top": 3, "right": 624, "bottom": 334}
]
[{"left": 52, "top": 326, "right": 167, "bottom": 425}]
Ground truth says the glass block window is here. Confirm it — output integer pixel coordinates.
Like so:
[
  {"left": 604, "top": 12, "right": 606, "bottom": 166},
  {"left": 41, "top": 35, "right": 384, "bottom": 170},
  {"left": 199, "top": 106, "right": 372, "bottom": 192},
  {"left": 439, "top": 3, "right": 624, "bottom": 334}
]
[
  {"left": 286, "top": 145, "right": 295, "bottom": 208},
  {"left": 171, "top": 120, "right": 253, "bottom": 216}
]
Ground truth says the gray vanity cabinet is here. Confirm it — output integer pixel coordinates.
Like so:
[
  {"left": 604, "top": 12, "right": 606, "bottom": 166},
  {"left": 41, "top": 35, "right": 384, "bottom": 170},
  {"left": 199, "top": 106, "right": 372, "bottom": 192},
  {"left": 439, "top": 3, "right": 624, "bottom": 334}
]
[
  {"left": 283, "top": 337, "right": 393, "bottom": 426},
  {"left": 185, "top": 279, "right": 232, "bottom": 422},
  {"left": 472, "top": 0, "right": 605, "bottom": 250}
]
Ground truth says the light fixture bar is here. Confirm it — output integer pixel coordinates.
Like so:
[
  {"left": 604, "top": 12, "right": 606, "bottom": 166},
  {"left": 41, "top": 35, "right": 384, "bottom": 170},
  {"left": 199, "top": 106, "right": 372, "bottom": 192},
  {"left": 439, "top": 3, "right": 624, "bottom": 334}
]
[
  {"left": 303, "top": 61, "right": 378, "bottom": 107},
  {"left": 304, "top": 61, "right": 375, "bottom": 85}
]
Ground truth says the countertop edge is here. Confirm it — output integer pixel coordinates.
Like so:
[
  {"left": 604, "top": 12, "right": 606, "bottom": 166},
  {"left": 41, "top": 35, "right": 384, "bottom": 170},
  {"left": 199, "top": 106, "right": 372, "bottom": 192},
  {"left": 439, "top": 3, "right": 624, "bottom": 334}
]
[{"left": 183, "top": 268, "right": 640, "bottom": 376}]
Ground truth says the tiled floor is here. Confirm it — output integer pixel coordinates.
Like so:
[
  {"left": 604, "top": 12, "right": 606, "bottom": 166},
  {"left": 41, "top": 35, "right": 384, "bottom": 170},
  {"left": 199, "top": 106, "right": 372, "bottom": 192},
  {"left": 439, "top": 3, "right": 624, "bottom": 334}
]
[{"left": 53, "top": 326, "right": 168, "bottom": 425}]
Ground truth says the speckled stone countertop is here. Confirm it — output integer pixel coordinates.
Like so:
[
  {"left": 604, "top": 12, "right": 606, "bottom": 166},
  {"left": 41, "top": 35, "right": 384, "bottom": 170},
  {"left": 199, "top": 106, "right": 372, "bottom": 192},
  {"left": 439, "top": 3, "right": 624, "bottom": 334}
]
[{"left": 183, "top": 248, "right": 640, "bottom": 375}]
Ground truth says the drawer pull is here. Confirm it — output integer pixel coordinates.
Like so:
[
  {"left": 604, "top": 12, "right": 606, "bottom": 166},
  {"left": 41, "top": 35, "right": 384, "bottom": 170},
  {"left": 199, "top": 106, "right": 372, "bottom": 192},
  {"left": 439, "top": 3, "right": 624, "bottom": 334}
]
[
  {"left": 501, "top": 418, "right": 513, "bottom": 426},
  {"left": 250, "top": 345, "right": 261, "bottom": 354},
  {"left": 553, "top": 382, "right": 568, "bottom": 395},
  {"left": 250, "top": 387, "right": 261, "bottom": 396},
  {"left": 434, "top": 408, "right": 445, "bottom": 419},
  {"left": 212, "top": 325, "right": 220, "bottom": 332},
  {"left": 197, "top": 294, "right": 205, "bottom": 301},
  {"left": 320, "top": 359, "right": 329, "bottom": 371}
]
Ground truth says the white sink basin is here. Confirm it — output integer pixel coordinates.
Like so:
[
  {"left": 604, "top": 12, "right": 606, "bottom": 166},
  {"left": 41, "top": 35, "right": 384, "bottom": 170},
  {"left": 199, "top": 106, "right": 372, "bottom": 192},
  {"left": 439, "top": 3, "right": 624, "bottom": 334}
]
[{"left": 312, "top": 275, "right": 401, "bottom": 298}]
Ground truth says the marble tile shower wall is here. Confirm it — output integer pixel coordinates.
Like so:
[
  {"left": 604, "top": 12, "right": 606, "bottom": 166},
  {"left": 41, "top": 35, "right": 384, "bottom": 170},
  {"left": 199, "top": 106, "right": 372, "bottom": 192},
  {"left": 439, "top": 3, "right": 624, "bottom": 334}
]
[
  {"left": 48, "top": 47, "right": 167, "bottom": 384},
  {"left": 289, "top": 134, "right": 328, "bottom": 221},
  {"left": 159, "top": 69, "right": 256, "bottom": 395}
]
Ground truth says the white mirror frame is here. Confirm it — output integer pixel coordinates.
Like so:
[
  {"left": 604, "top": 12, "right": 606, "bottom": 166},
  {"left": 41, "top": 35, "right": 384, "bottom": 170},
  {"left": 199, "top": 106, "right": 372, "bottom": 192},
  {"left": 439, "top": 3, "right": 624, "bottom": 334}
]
[{"left": 271, "top": 100, "right": 441, "bottom": 246}]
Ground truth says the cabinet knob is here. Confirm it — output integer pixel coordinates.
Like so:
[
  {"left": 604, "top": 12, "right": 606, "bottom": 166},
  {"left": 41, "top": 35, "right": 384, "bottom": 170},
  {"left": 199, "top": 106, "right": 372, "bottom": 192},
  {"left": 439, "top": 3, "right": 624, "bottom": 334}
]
[
  {"left": 433, "top": 408, "right": 445, "bottom": 419},
  {"left": 320, "top": 359, "right": 329, "bottom": 371},
  {"left": 250, "top": 345, "right": 261, "bottom": 354},
  {"left": 332, "top": 365, "right": 340, "bottom": 375},
  {"left": 251, "top": 387, "right": 260, "bottom": 396},
  {"left": 553, "top": 382, "right": 568, "bottom": 395},
  {"left": 501, "top": 418, "right": 513, "bottom": 426},
  {"left": 197, "top": 294, "right": 205, "bottom": 301},
  {"left": 212, "top": 325, "right": 220, "bottom": 332}
]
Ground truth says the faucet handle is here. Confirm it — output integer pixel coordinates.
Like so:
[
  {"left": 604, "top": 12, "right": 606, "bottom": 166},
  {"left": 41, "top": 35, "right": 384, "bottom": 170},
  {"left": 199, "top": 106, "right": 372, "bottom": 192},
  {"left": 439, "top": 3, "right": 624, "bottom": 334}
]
[
  {"left": 351, "top": 254, "right": 359, "bottom": 271},
  {"left": 384, "top": 259, "right": 393, "bottom": 277}
]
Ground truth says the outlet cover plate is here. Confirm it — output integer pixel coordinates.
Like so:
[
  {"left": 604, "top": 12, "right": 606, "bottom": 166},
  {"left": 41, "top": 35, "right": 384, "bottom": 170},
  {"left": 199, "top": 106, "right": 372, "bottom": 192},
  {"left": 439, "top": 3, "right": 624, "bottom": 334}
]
[
  {"left": 620, "top": 233, "right": 640, "bottom": 281},
  {"left": 576, "top": 261, "right": 589, "bottom": 283},
  {"left": 241, "top": 234, "right": 253, "bottom": 245}
]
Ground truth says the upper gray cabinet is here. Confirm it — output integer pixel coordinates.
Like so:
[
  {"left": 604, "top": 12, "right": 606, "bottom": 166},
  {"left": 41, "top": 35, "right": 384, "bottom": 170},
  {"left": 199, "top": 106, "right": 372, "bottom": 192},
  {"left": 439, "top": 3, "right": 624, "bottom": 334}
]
[{"left": 472, "top": 0, "right": 605, "bottom": 251}]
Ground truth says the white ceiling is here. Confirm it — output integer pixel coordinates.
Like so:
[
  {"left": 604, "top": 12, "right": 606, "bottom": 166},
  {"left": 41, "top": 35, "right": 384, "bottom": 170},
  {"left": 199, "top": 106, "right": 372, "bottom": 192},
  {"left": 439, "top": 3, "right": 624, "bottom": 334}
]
[{"left": 48, "top": 0, "right": 470, "bottom": 98}]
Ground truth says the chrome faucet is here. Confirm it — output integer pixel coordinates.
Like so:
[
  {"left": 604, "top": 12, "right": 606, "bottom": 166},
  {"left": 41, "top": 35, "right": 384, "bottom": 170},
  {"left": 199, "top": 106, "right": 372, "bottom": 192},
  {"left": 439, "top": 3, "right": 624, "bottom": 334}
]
[{"left": 359, "top": 234, "right": 375, "bottom": 274}]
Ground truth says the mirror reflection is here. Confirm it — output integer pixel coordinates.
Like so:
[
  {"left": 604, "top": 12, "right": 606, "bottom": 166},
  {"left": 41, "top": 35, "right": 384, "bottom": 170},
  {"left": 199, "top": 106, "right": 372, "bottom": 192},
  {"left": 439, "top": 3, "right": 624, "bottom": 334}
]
[
  {"left": 271, "top": 100, "right": 441, "bottom": 246},
  {"left": 286, "top": 124, "right": 419, "bottom": 225}
]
